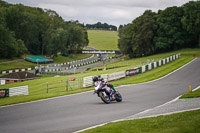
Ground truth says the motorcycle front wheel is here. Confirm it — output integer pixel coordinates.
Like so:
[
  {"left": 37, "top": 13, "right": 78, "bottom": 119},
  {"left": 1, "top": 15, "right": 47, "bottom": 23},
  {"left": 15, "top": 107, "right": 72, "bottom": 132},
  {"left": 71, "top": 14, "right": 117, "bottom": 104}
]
[
  {"left": 99, "top": 91, "right": 111, "bottom": 104},
  {"left": 114, "top": 91, "right": 122, "bottom": 102}
]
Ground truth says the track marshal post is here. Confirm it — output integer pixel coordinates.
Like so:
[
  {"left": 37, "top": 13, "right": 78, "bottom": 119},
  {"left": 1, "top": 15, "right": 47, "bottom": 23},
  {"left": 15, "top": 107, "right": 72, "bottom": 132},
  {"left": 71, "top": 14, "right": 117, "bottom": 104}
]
[{"left": 189, "top": 85, "right": 192, "bottom": 93}]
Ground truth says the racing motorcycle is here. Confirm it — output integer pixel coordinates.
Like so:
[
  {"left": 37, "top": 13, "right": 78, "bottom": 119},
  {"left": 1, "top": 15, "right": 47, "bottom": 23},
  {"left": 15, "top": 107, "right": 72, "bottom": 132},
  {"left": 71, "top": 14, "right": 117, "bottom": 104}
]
[{"left": 93, "top": 81, "right": 122, "bottom": 104}]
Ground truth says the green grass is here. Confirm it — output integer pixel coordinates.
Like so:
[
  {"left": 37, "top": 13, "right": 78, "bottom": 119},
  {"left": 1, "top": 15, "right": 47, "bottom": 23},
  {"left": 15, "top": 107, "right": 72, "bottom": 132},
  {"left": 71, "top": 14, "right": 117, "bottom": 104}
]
[
  {"left": 0, "top": 49, "right": 197, "bottom": 106},
  {"left": 88, "top": 30, "right": 119, "bottom": 50},
  {"left": 181, "top": 88, "right": 200, "bottom": 98},
  {"left": 82, "top": 109, "right": 200, "bottom": 133}
]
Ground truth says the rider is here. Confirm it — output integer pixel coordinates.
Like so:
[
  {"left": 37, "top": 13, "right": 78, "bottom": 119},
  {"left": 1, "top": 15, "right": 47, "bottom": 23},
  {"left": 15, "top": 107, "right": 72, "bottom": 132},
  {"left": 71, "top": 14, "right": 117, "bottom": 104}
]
[{"left": 93, "top": 75, "right": 116, "bottom": 101}]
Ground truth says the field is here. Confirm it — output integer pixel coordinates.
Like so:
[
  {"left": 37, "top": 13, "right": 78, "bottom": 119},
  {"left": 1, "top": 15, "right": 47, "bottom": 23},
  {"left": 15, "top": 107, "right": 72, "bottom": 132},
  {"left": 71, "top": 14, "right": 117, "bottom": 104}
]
[{"left": 88, "top": 30, "right": 119, "bottom": 50}]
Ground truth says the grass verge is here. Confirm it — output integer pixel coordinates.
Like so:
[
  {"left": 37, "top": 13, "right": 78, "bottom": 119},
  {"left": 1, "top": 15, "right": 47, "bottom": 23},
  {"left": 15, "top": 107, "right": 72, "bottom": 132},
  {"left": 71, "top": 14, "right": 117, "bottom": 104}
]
[
  {"left": 180, "top": 88, "right": 200, "bottom": 98},
  {"left": 81, "top": 109, "right": 200, "bottom": 133}
]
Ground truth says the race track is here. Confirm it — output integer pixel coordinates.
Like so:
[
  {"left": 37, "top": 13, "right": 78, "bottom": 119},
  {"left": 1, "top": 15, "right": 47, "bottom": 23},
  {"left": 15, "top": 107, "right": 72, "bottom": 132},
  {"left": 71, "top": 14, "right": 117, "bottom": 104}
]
[{"left": 0, "top": 58, "right": 200, "bottom": 133}]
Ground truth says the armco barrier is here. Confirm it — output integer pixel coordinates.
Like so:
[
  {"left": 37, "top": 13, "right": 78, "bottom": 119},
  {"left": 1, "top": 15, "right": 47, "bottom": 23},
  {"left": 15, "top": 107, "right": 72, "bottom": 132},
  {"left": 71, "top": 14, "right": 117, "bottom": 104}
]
[
  {"left": 83, "top": 71, "right": 126, "bottom": 88},
  {"left": 83, "top": 76, "right": 93, "bottom": 88},
  {"left": 108, "top": 71, "right": 126, "bottom": 81},
  {"left": 0, "top": 67, "right": 35, "bottom": 75}
]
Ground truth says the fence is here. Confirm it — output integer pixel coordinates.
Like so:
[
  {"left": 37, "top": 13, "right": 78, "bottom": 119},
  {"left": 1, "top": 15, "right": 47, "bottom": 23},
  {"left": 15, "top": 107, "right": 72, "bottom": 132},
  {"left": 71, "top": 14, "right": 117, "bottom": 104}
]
[
  {"left": 0, "top": 67, "right": 35, "bottom": 75},
  {"left": 46, "top": 77, "right": 82, "bottom": 93}
]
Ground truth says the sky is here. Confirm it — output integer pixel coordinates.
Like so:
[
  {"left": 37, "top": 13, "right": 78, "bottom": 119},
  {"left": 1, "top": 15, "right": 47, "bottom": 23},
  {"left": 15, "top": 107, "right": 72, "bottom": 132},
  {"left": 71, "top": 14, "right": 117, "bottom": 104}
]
[{"left": 4, "top": 0, "right": 195, "bottom": 27}]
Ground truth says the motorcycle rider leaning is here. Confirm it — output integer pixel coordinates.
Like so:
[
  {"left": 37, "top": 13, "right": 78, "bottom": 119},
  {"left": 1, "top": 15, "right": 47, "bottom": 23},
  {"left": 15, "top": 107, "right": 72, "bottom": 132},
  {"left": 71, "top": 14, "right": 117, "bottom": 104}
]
[{"left": 93, "top": 76, "right": 116, "bottom": 101}]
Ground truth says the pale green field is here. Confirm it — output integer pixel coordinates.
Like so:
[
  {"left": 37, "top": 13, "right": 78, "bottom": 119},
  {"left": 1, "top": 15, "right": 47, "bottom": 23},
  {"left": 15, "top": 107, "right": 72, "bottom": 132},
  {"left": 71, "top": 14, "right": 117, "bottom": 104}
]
[{"left": 88, "top": 30, "right": 119, "bottom": 50}]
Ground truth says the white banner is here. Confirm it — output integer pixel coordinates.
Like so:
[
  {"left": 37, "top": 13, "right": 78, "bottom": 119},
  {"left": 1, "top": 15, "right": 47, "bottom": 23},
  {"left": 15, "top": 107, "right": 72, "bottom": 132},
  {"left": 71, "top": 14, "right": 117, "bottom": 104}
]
[
  {"left": 9, "top": 85, "right": 29, "bottom": 97},
  {"left": 83, "top": 76, "right": 93, "bottom": 88},
  {"left": 0, "top": 80, "right": 5, "bottom": 85},
  {"left": 108, "top": 71, "right": 126, "bottom": 81}
]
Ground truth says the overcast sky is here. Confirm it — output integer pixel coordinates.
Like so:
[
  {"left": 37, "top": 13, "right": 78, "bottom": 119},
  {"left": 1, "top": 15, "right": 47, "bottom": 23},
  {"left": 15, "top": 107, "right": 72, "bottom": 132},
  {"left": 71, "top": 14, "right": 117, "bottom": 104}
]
[{"left": 4, "top": 0, "right": 195, "bottom": 27}]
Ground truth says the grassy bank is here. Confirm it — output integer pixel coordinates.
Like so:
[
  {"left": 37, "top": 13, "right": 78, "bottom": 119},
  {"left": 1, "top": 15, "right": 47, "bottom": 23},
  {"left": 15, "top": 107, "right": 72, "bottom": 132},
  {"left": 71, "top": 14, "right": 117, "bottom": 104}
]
[
  {"left": 0, "top": 49, "right": 198, "bottom": 106},
  {"left": 181, "top": 88, "right": 200, "bottom": 98},
  {"left": 88, "top": 30, "right": 119, "bottom": 50},
  {"left": 82, "top": 109, "right": 200, "bottom": 133}
]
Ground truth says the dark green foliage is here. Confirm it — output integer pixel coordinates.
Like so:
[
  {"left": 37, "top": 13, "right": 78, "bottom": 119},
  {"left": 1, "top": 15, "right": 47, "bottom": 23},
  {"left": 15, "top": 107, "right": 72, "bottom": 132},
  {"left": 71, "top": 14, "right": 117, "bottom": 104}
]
[
  {"left": 182, "top": 1, "right": 200, "bottom": 47},
  {"left": 118, "top": 24, "right": 134, "bottom": 57},
  {"left": 118, "top": 1, "right": 200, "bottom": 57},
  {"left": 0, "top": 0, "right": 88, "bottom": 58},
  {"left": 118, "top": 10, "right": 157, "bottom": 57},
  {"left": 154, "top": 6, "right": 191, "bottom": 51},
  {"left": 0, "top": 25, "right": 27, "bottom": 58},
  {"left": 86, "top": 22, "right": 117, "bottom": 31}
]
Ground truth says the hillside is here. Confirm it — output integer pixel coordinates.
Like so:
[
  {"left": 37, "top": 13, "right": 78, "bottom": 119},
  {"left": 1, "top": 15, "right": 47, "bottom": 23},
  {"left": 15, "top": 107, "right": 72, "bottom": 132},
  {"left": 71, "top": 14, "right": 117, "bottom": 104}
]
[{"left": 88, "top": 30, "right": 119, "bottom": 50}]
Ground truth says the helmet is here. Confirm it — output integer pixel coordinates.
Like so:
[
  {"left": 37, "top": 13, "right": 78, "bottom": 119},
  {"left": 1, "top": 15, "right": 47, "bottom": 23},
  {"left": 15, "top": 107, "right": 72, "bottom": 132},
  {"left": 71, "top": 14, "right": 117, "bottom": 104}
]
[
  {"left": 100, "top": 78, "right": 104, "bottom": 82},
  {"left": 93, "top": 76, "right": 99, "bottom": 82}
]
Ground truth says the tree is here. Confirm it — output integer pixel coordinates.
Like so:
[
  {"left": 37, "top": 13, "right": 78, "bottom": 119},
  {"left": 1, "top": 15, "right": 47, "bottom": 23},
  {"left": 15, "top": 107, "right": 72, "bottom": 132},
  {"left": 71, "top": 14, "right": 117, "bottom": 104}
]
[
  {"left": 154, "top": 6, "right": 191, "bottom": 52},
  {"left": 66, "top": 22, "right": 88, "bottom": 50},
  {"left": 0, "top": 1, "right": 89, "bottom": 58},
  {"left": 182, "top": 1, "right": 200, "bottom": 47},
  {"left": 86, "top": 22, "right": 117, "bottom": 31},
  {"left": 0, "top": 25, "right": 26, "bottom": 58},
  {"left": 118, "top": 25, "right": 124, "bottom": 30},
  {"left": 131, "top": 10, "right": 158, "bottom": 57},
  {"left": 47, "top": 28, "right": 68, "bottom": 57},
  {"left": 118, "top": 10, "right": 158, "bottom": 57},
  {"left": 118, "top": 24, "right": 134, "bottom": 57}
]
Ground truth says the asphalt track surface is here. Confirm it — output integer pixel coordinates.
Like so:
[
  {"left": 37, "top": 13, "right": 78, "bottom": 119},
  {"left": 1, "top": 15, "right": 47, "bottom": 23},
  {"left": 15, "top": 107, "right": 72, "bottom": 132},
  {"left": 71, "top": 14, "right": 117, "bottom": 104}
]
[{"left": 0, "top": 58, "right": 200, "bottom": 133}]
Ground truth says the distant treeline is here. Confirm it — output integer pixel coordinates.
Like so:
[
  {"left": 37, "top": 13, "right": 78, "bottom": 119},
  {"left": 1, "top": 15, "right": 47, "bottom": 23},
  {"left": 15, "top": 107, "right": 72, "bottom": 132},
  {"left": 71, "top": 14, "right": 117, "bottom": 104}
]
[
  {"left": 0, "top": 0, "right": 88, "bottom": 59},
  {"left": 86, "top": 22, "right": 117, "bottom": 31},
  {"left": 118, "top": 1, "right": 200, "bottom": 58}
]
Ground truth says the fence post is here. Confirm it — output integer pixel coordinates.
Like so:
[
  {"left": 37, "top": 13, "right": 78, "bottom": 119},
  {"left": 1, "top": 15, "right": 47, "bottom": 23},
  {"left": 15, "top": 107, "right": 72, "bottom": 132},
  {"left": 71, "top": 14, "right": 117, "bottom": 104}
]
[
  {"left": 46, "top": 82, "right": 48, "bottom": 93},
  {"left": 66, "top": 79, "right": 68, "bottom": 91}
]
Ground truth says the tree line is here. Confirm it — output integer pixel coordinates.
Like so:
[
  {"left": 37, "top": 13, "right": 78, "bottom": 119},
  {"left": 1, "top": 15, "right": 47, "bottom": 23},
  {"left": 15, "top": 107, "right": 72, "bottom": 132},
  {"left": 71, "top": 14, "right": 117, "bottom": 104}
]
[
  {"left": 118, "top": 1, "right": 200, "bottom": 58},
  {"left": 0, "top": 0, "right": 88, "bottom": 59},
  {"left": 86, "top": 22, "right": 117, "bottom": 31}
]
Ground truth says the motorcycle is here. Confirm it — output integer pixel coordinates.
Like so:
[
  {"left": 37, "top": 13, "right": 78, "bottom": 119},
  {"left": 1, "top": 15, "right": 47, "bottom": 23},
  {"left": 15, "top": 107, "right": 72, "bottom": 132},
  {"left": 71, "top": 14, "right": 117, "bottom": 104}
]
[{"left": 93, "top": 81, "right": 122, "bottom": 104}]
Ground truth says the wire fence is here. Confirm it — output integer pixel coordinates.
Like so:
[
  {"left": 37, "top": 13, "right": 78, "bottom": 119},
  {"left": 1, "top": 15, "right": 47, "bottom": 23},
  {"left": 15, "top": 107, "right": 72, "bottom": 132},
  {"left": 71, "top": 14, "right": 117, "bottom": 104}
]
[{"left": 46, "top": 77, "right": 83, "bottom": 93}]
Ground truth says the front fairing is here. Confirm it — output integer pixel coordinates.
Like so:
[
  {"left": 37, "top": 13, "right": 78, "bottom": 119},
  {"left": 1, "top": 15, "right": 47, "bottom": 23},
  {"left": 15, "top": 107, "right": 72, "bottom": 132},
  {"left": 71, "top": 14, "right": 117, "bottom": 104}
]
[{"left": 94, "top": 81, "right": 102, "bottom": 91}]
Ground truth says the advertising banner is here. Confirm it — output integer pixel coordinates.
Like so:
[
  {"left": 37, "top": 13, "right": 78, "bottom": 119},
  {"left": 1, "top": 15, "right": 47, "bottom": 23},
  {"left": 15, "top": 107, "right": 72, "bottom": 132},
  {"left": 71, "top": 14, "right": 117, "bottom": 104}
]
[
  {"left": 0, "top": 89, "right": 9, "bottom": 98},
  {"left": 126, "top": 68, "right": 139, "bottom": 76},
  {"left": 69, "top": 50, "right": 121, "bottom": 55}
]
